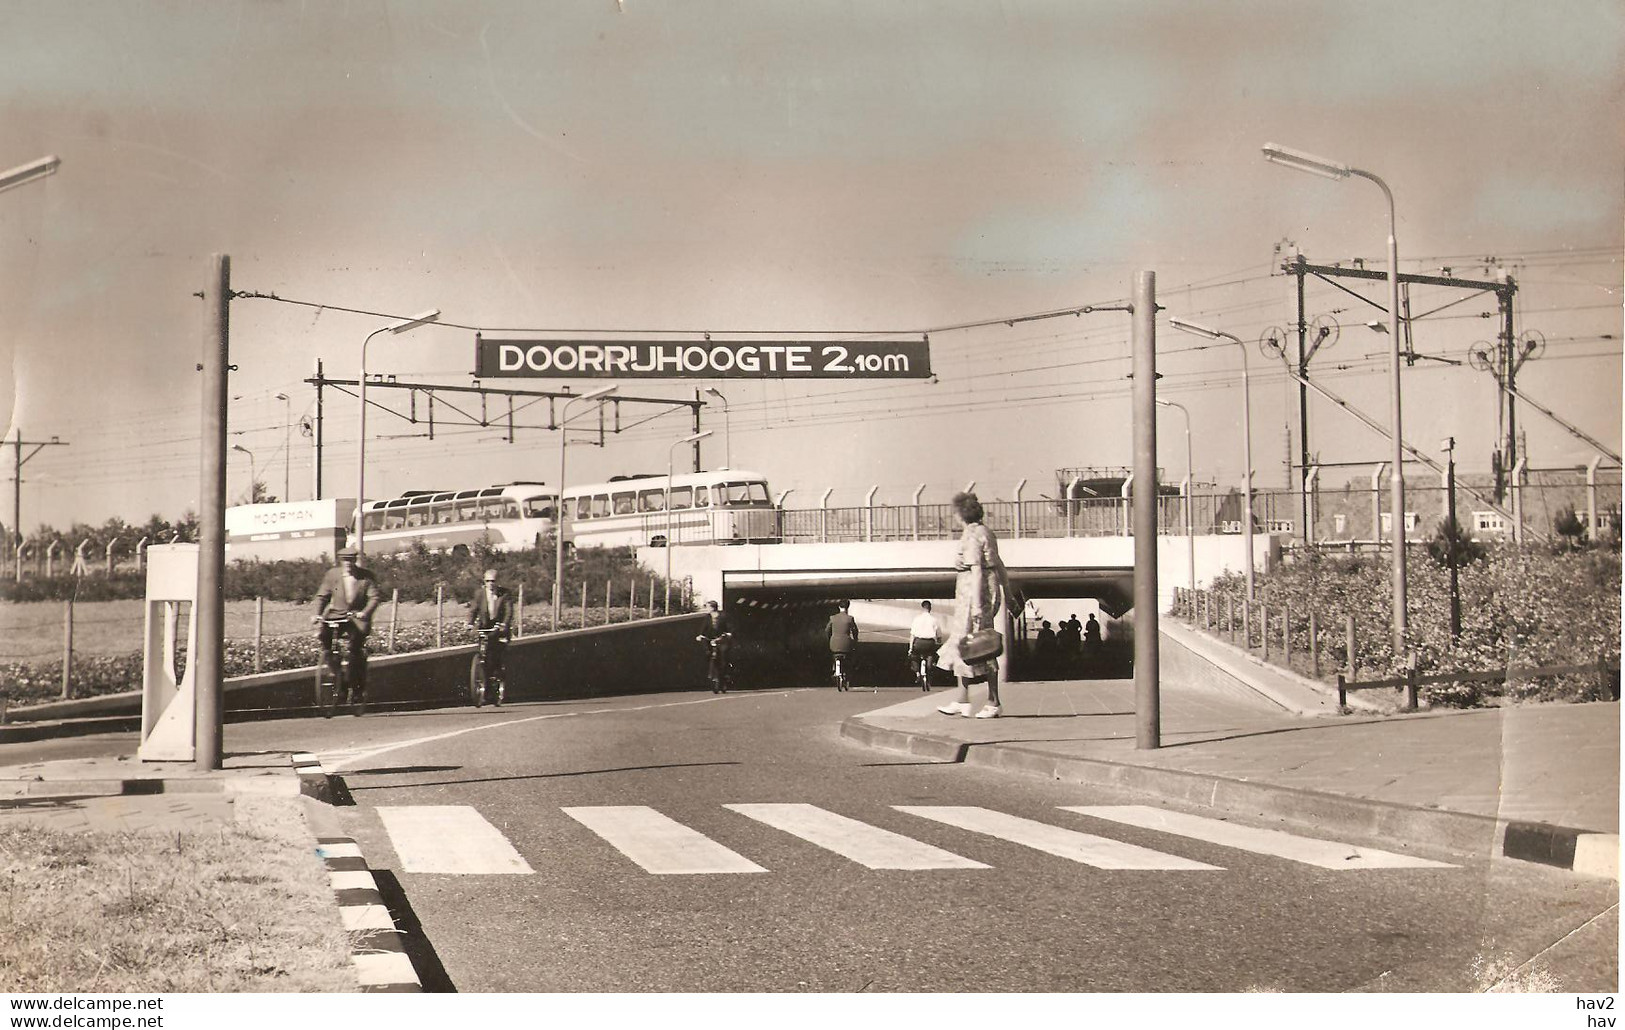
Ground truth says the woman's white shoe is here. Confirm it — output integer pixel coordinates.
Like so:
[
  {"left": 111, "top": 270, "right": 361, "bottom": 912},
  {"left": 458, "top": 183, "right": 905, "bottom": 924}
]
[
  {"left": 936, "top": 701, "right": 972, "bottom": 716},
  {"left": 974, "top": 705, "right": 1001, "bottom": 719}
]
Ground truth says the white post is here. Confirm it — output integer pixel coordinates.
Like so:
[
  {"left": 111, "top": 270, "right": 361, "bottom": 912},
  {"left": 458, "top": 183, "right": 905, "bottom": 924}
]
[
  {"left": 1067, "top": 474, "right": 1083, "bottom": 537},
  {"left": 1370, "top": 463, "right": 1387, "bottom": 549},
  {"left": 1305, "top": 466, "right": 1320, "bottom": 546},
  {"left": 1120, "top": 472, "right": 1134, "bottom": 537},
  {"left": 911, "top": 483, "right": 926, "bottom": 540},
  {"left": 1511, "top": 456, "right": 1527, "bottom": 544},
  {"left": 46, "top": 540, "right": 58, "bottom": 578},
  {"left": 864, "top": 484, "right": 878, "bottom": 542},
  {"left": 253, "top": 596, "right": 264, "bottom": 674},
  {"left": 1587, "top": 455, "right": 1603, "bottom": 543},
  {"left": 136, "top": 536, "right": 149, "bottom": 573},
  {"left": 1013, "top": 478, "right": 1027, "bottom": 539},
  {"left": 818, "top": 487, "right": 833, "bottom": 543},
  {"left": 104, "top": 539, "right": 116, "bottom": 576}
]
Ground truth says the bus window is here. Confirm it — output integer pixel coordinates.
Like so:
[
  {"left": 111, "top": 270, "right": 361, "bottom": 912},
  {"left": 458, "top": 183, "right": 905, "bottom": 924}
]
[
  {"left": 456, "top": 501, "right": 478, "bottom": 522},
  {"left": 638, "top": 489, "right": 666, "bottom": 512},
  {"left": 384, "top": 512, "right": 406, "bottom": 530},
  {"left": 669, "top": 486, "right": 692, "bottom": 510},
  {"left": 575, "top": 497, "right": 592, "bottom": 519},
  {"left": 502, "top": 500, "right": 520, "bottom": 519},
  {"left": 435, "top": 503, "right": 455, "bottom": 525},
  {"left": 363, "top": 511, "right": 385, "bottom": 532},
  {"left": 406, "top": 507, "right": 428, "bottom": 528},
  {"left": 746, "top": 482, "right": 770, "bottom": 506},
  {"left": 693, "top": 486, "right": 709, "bottom": 507},
  {"left": 481, "top": 499, "right": 507, "bottom": 519},
  {"left": 721, "top": 482, "right": 772, "bottom": 507},
  {"left": 613, "top": 492, "right": 635, "bottom": 515},
  {"left": 591, "top": 494, "right": 610, "bottom": 518}
]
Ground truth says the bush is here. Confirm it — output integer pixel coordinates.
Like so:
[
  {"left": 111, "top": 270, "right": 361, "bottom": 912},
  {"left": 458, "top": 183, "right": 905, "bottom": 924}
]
[{"left": 1205, "top": 543, "right": 1620, "bottom": 707}]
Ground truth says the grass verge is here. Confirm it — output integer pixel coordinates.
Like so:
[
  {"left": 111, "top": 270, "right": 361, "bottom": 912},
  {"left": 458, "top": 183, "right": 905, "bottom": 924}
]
[{"left": 0, "top": 796, "right": 356, "bottom": 993}]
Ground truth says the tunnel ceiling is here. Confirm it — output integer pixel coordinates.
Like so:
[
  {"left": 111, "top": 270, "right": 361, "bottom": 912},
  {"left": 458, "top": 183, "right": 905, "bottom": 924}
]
[{"left": 722, "top": 567, "right": 1136, "bottom": 618}]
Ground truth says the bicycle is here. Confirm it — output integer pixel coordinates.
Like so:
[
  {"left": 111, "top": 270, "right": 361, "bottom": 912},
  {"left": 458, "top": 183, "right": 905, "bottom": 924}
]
[
  {"left": 911, "top": 647, "right": 937, "bottom": 692},
  {"left": 698, "top": 632, "right": 733, "bottom": 694},
  {"left": 470, "top": 626, "right": 507, "bottom": 707},
  {"left": 832, "top": 651, "right": 852, "bottom": 692},
  {"left": 314, "top": 613, "right": 361, "bottom": 718}
]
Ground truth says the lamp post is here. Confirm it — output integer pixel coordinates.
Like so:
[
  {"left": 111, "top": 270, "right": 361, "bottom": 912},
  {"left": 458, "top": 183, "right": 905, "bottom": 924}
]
[
  {"left": 229, "top": 444, "right": 257, "bottom": 504},
  {"left": 555, "top": 385, "right": 619, "bottom": 629},
  {"left": 666, "top": 430, "right": 713, "bottom": 612},
  {"left": 703, "top": 388, "right": 731, "bottom": 467},
  {"left": 1156, "top": 399, "right": 1196, "bottom": 599},
  {"left": 0, "top": 155, "right": 60, "bottom": 195},
  {"left": 1169, "top": 317, "right": 1255, "bottom": 601},
  {"left": 274, "top": 392, "right": 292, "bottom": 502},
  {"left": 357, "top": 309, "right": 441, "bottom": 556},
  {"left": 1263, "top": 141, "right": 1406, "bottom": 654}
]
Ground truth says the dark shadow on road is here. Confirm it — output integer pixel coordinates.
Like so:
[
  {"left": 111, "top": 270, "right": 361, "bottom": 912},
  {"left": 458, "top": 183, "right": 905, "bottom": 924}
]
[
  {"left": 370, "top": 868, "right": 458, "bottom": 994},
  {"left": 855, "top": 760, "right": 958, "bottom": 767},
  {"left": 344, "top": 765, "right": 463, "bottom": 776},
  {"left": 345, "top": 760, "right": 742, "bottom": 792}
]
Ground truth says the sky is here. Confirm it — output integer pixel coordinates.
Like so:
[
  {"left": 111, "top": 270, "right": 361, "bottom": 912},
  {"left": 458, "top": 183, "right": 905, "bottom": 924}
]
[{"left": 1, "top": 0, "right": 1621, "bottom": 534}]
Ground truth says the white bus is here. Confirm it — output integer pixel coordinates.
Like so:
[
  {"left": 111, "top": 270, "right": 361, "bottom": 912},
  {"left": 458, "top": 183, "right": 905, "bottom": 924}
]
[
  {"left": 226, "top": 498, "right": 353, "bottom": 562},
  {"left": 357, "top": 482, "right": 565, "bottom": 557},
  {"left": 562, "top": 470, "right": 780, "bottom": 548}
]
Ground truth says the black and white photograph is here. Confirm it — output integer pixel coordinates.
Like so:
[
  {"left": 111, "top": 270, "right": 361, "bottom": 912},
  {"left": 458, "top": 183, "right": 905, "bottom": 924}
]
[{"left": 0, "top": 1, "right": 1619, "bottom": 1021}]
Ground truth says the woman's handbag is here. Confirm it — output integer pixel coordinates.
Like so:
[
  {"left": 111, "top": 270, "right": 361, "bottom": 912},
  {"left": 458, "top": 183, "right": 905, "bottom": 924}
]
[{"left": 958, "top": 628, "right": 1004, "bottom": 663}]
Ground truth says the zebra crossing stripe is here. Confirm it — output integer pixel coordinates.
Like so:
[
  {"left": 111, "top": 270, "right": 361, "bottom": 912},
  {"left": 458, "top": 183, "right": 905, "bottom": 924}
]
[
  {"left": 1060, "top": 806, "right": 1457, "bottom": 870},
  {"left": 375, "top": 806, "right": 534, "bottom": 875},
  {"left": 725, "top": 804, "right": 989, "bottom": 870},
  {"left": 894, "top": 806, "right": 1222, "bottom": 871},
  {"left": 563, "top": 806, "right": 766, "bottom": 875}
]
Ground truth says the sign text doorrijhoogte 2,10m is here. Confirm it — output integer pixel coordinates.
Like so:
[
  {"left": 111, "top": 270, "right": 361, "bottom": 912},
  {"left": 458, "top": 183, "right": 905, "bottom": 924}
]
[{"left": 474, "top": 335, "right": 932, "bottom": 379}]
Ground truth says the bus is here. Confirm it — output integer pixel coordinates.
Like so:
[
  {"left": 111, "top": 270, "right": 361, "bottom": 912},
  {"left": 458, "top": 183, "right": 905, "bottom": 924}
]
[
  {"left": 226, "top": 498, "right": 352, "bottom": 562},
  {"left": 562, "top": 470, "right": 780, "bottom": 548},
  {"left": 356, "top": 482, "right": 565, "bottom": 557}
]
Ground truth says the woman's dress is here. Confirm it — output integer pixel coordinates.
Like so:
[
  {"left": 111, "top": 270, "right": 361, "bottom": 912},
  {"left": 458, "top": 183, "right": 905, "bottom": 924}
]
[{"left": 936, "top": 521, "right": 1004, "bottom": 680}]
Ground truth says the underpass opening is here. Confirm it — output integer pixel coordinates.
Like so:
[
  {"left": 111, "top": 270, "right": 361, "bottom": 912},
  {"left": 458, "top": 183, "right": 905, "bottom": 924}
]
[{"left": 720, "top": 568, "right": 1137, "bottom": 689}]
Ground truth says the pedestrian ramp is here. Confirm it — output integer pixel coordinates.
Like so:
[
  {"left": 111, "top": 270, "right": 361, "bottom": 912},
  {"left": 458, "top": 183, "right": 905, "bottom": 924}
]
[{"left": 369, "top": 802, "right": 1455, "bottom": 876}]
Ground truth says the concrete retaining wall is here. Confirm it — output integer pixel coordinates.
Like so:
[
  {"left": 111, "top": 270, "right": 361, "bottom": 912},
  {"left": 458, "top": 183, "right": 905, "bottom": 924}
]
[{"left": 7, "top": 613, "right": 710, "bottom": 723}]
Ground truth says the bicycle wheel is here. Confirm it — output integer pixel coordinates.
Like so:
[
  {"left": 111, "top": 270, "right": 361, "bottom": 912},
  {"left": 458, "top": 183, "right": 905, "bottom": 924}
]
[
  {"left": 470, "top": 654, "right": 486, "bottom": 707},
  {"left": 316, "top": 657, "right": 341, "bottom": 718}
]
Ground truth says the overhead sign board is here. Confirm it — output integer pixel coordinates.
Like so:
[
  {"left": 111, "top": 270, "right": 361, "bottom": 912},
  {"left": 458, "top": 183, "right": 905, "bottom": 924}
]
[{"left": 474, "top": 335, "right": 932, "bottom": 380}]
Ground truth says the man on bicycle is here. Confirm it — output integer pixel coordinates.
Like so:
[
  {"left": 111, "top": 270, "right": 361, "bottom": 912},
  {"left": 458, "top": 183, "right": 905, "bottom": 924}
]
[
  {"left": 695, "top": 600, "right": 732, "bottom": 692},
  {"left": 469, "top": 568, "right": 515, "bottom": 704},
  {"left": 826, "top": 599, "right": 859, "bottom": 687},
  {"left": 311, "top": 545, "right": 383, "bottom": 714},
  {"left": 908, "top": 600, "right": 941, "bottom": 675}
]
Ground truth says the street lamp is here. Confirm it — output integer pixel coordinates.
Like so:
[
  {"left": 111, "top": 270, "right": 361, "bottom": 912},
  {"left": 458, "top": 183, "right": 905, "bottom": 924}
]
[
  {"left": 1156, "top": 399, "right": 1196, "bottom": 600},
  {"left": 1169, "top": 316, "right": 1254, "bottom": 601},
  {"left": 357, "top": 309, "right": 441, "bottom": 556},
  {"left": 1262, "top": 141, "right": 1407, "bottom": 654},
  {"left": 274, "top": 392, "right": 292, "bottom": 502},
  {"left": 555, "top": 385, "right": 619, "bottom": 629},
  {"left": 703, "top": 388, "right": 731, "bottom": 468},
  {"left": 230, "top": 444, "right": 257, "bottom": 504},
  {"left": 666, "top": 430, "right": 713, "bottom": 612},
  {"left": 0, "top": 155, "right": 60, "bottom": 195}
]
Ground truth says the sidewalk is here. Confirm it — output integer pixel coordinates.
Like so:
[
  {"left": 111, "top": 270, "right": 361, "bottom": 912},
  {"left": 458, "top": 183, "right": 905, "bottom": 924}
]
[{"left": 842, "top": 663, "right": 1620, "bottom": 879}]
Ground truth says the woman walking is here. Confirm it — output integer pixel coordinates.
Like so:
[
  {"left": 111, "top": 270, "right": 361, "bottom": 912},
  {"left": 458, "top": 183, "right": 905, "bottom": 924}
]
[{"left": 935, "top": 491, "right": 1013, "bottom": 719}]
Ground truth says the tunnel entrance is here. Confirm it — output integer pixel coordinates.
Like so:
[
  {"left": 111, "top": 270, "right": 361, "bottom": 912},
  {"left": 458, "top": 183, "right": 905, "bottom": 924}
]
[{"left": 719, "top": 566, "right": 1138, "bottom": 688}]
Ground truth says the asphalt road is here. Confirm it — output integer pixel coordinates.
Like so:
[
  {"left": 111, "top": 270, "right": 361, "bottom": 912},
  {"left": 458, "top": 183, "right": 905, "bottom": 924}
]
[{"left": 203, "top": 685, "right": 1621, "bottom": 994}]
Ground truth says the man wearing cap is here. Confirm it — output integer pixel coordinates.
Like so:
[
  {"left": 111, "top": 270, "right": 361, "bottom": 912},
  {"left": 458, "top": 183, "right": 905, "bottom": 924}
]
[
  {"left": 312, "top": 545, "right": 384, "bottom": 713},
  {"left": 468, "top": 568, "right": 516, "bottom": 705}
]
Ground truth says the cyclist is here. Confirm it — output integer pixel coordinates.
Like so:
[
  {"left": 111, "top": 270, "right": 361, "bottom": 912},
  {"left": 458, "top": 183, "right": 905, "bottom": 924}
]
[
  {"left": 311, "top": 545, "right": 383, "bottom": 715},
  {"left": 908, "top": 600, "right": 941, "bottom": 684},
  {"left": 695, "top": 600, "right": 732, "bottom": 692},
  {"left": 468, "top": 568, "right": 516, "bottom": 705},
  {"left": 826, "top": 599, "right": 859, "bottom": 688}
]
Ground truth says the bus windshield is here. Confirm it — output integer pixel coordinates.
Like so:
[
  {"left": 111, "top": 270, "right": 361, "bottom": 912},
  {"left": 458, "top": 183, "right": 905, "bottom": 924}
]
[{"left": 719, "top": 481, "right": 772, "bottom": 508}]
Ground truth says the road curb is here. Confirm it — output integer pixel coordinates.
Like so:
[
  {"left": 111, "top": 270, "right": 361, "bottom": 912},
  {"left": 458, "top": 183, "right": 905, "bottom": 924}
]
[
  {"left": 313, "top": 834, "right": 423, "bottom": 992},
  {"left": 842, "top": 715, "right": 1619, "bottom": 879},
  {"left": 0, "top": 771, "right": 303, "bottom": 798}
]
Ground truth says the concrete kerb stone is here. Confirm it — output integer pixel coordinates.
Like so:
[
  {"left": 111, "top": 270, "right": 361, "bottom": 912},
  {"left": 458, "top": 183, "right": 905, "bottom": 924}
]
[
  {"left": 0, "top": 754, "right": 304, "bottom": 799},
  {"left": 842, "top": 714, "right": 1618, "bottom": 880},
  {"left": 300, "top": 797, "right": 422, "bottom": 993}
]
